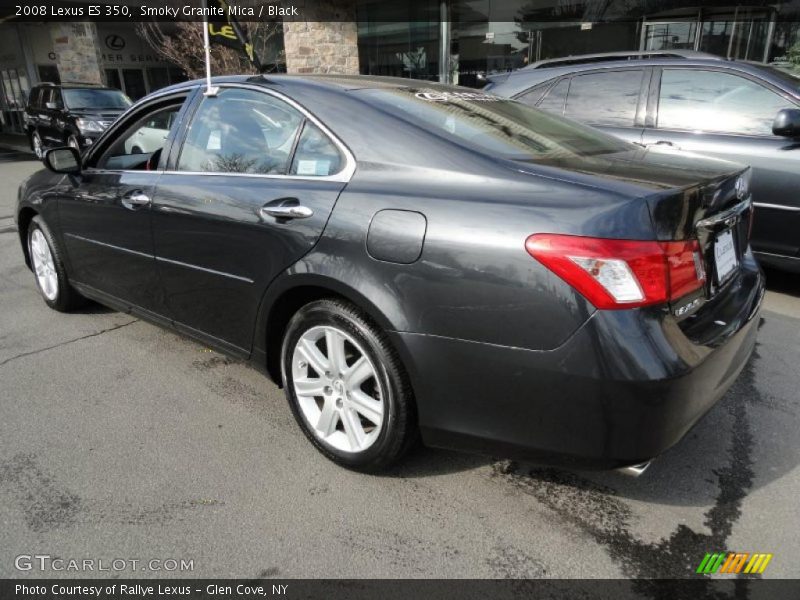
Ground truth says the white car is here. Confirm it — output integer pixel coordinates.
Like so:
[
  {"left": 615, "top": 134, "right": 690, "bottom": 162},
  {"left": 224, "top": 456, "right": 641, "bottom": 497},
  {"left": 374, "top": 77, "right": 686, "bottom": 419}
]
[{"left": 123, "top": 112, "right": 175, "bottom": 154}]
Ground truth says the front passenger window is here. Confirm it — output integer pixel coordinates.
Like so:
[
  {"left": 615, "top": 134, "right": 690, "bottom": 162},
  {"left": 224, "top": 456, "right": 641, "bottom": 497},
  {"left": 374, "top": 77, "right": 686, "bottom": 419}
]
[{"left": 96, "top": 105, "right": 182, "bottom": 170}]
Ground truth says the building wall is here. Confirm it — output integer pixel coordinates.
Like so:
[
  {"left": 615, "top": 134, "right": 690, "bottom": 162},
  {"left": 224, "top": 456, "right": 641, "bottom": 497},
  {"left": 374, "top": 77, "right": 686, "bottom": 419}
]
[
  {"left": 283, "top": 0, "right": 359, "bottom": 74},
  {"left": 49, "top": 23, "right": 104, "bottom": 85}
]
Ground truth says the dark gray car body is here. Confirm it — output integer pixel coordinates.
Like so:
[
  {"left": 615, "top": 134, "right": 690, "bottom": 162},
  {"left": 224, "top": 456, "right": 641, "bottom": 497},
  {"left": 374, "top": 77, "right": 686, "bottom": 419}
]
[
  {"left": 487, "top": 54, "right": 800, "bottom": 272},
  {"left": 16, "top": 75, "right": 764, "bottom": 469}
]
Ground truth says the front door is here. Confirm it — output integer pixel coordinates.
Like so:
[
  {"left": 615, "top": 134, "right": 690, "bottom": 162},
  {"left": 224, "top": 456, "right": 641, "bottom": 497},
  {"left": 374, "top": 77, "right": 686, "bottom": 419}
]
[
  {"left": 642, "top": 67, "right": 800, "bottom": 258},
  {"left": 151, "top": 86, "right": 350, "bottom": 352},
  {"left": 58, "top": 95, "right": 190, "bottom": 313}
]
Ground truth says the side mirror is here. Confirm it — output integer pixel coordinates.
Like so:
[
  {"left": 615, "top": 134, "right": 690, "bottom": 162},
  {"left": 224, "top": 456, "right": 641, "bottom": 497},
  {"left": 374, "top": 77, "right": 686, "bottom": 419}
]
[
  {"left": 43, "top": 147, "right": 81, "bottom": 175},
  {"left": 772, "top": 108, "right": 800, "bottom": 138}
]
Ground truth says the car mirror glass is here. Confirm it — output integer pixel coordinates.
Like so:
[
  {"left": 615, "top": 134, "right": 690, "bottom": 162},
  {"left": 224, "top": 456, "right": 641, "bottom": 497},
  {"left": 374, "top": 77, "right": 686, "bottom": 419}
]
[
  {"left": 772, "top": 108, "right": 800, "bottom": 138},
  {"left": 44, "top": 147, "right": 81, "bottom": 174}
]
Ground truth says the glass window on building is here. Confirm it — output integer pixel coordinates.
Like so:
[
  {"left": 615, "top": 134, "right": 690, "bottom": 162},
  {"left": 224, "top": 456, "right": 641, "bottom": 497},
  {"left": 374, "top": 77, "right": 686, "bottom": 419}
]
[
  {"left": 657, "top": 69, "right": 796, "bottom": 136},
  {"left": 358, "top": 1, "right": 441, "bottom": 81}
]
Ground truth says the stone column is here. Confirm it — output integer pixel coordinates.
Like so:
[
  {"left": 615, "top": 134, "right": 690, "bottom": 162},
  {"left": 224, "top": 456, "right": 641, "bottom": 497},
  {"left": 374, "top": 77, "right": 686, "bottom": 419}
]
[
  {"left": 282, "top": 0, "right": 359, "bottom": 75},
  {"left": 49, "top": 23, "right": 104, "bottom": 85}
]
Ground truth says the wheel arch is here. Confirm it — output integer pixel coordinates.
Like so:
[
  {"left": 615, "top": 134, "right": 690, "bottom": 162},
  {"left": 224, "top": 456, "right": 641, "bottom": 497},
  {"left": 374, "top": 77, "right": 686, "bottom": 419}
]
[
  {"left": 17, "top": 206, "right": 39, "bottom": 269},
  {"left": 257, "top": 273, "right": 399, "bottom": 387}
]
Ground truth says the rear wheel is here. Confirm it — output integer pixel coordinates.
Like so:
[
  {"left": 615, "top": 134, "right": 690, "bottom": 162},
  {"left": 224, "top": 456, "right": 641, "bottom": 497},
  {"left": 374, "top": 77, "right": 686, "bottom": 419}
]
[
  {"left": 281, "top": 299, "right": 416, "bottom": 471},
  {"left": 27, "top": 216, "right": 85, "bottom": 312}
]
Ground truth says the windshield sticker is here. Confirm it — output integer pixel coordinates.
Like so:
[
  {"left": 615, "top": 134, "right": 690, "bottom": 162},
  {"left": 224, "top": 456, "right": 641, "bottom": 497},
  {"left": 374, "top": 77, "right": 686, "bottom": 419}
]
[{"left": 415, "top": 91, "right": 502, "bottom": 103}]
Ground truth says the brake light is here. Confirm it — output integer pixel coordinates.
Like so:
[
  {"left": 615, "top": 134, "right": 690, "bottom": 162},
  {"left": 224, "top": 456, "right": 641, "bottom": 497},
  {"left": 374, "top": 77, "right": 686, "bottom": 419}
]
[{"left": 525, "top": 234, "right": 705, "bottom": 310}]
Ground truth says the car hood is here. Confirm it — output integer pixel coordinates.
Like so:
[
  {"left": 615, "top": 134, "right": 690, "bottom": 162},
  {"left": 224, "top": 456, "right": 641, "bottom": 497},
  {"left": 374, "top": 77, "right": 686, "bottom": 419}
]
[{"left": 513, "top": 145, "right": 745, "bottom": 197}]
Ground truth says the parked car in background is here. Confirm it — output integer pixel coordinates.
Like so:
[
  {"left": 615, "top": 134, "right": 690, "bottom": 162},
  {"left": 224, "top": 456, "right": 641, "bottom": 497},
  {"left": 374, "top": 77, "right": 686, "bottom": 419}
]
[
  {"left": 123, "top": 109, "right": 174, "bottom": 155},
  {"left": 487, "top": 51, "right": 800, "bottom": 272},
  {"left": 16, "top": 75, "right": 763, "bottom": 474},
  {"left": 25, "top": 83, "right": 131, "bottom": 158}
]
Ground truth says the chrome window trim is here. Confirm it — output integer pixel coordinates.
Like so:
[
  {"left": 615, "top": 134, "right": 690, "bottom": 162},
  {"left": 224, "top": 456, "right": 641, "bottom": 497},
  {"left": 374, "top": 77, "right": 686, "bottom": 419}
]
[
  {"left": 83, "top": 82, "right": 356, "bottom": 184},
  {"left": 753, "top": 202, "right": 800, "bottom": 213},
  {"left": 173, "top": 82, "right": 356, "bottom": 183}
]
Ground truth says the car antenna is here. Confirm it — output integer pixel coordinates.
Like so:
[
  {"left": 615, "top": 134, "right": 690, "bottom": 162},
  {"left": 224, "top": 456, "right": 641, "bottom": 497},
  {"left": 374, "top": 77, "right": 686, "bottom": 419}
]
[{"left": 202, "top": 0, "right": 219, "bottom": 97}]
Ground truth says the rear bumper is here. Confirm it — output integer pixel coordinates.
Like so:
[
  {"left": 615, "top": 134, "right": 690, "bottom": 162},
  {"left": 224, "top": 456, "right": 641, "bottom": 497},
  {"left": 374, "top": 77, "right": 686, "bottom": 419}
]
[{"left": 391, "top": 253, "right": 764, "bottom": 469}]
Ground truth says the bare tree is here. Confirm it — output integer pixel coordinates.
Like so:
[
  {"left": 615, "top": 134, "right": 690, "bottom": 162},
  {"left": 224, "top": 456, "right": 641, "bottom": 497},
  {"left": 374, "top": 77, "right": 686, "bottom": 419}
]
[{"left": 136, "top": 21, "right": 284, "bottom": 79}]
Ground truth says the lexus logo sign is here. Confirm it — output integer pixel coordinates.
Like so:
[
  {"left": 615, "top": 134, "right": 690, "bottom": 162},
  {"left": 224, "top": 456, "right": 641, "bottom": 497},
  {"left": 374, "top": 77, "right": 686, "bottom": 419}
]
[{"left": 105, "top": 35, "right": 125, "bottom": 51}]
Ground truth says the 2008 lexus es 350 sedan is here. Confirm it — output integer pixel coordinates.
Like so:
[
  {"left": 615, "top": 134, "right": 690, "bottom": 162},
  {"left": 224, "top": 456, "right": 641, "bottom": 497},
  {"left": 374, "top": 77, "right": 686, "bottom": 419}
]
[{"left": 16, "top": 75, "right": 764, "bottom": 474}]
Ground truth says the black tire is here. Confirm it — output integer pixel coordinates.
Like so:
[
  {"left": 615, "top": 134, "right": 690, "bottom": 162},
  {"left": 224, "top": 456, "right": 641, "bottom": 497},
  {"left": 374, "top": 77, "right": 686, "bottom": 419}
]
[
  {"left": 27, "top": 216, "right": 85, "bottom": 312},
  {"left": 281, "top": 298, "right": 417, "bottom": 472},
  {"left": 31, "top": 130, "right": 43, "bottom": 159}
]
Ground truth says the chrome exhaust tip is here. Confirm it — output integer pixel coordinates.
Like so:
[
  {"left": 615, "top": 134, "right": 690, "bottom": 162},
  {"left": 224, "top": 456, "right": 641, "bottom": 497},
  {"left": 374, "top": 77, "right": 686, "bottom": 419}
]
[{"left": 617, "top": 461, "right": 651, "bottom": 478}]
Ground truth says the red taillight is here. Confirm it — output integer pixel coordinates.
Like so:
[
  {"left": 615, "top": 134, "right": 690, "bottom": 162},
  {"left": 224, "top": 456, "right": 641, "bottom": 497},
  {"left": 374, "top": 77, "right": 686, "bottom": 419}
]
[{"left": 525, "top": 234, "right": 705, "bottom": 310}]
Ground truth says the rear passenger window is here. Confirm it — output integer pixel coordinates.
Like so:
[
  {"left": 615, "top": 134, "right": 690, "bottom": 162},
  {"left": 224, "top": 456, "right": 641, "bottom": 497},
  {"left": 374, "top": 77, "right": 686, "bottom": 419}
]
[
  {"left": 537, "top": 78, "right": 569, "bottom": 114},
  {"left": 565, "top": 70, "right": 644, "bottom": 127},
  {"left": 290, "top": 122, "right": 343, "bottom": 176}
]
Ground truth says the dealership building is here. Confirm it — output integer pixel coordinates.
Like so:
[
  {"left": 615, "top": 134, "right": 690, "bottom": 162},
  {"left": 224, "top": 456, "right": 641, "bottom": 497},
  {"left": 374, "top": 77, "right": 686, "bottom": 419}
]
[{"left": 1, "top": 0, "right": 799, "bottom": 134}]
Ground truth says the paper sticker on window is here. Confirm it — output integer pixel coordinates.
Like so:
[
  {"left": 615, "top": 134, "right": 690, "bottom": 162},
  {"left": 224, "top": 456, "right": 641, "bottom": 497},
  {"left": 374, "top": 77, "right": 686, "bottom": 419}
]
[
  {"left": 296, "top": 159, "right": 331, "bottom": 176},
  {"left": 207, "top": 130, "right": 221, "bottom": 151}
]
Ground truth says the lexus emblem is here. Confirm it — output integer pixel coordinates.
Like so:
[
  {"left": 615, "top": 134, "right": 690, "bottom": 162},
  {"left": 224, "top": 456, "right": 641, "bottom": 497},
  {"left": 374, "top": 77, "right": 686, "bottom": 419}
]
[
  {"left": 105, "top": 35, "right": 125, "bottom": 51},
  {"left": 735, "top": 177, "right": 746, "bottom": 199}
]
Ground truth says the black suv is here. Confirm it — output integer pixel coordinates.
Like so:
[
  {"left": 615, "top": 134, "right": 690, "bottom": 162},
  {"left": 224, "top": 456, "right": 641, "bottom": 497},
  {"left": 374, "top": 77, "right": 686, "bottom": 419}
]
[
  {"left": 487, "top": 51, "right": 800, "bottom": 273},
  {"left": 25, "top": 83, "right": 131, "bottom": 159}
]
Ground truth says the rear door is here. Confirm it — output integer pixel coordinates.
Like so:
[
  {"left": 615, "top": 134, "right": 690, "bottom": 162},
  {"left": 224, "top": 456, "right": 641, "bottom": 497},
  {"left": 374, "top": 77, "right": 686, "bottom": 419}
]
[
  {"left": 642, "top": 67, "right": 800, "bottom": 258},
  {"left": 151, "top": 85, "right": 351, "bottom": 353},
  {"left": 518, "top": 68, "right": 649, "bottom": 144}
]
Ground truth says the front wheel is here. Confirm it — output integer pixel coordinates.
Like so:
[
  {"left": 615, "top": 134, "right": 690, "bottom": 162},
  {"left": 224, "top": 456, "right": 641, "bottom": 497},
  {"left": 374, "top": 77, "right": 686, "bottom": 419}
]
[
  {"left": 281, "top": 299, "right": 417, "bottom": 471},
  {"left": 31, "top": 130, "right": 43, "bottom": 159},
  {"left": 27, "top": 216, "right": 85, "bottom": 312}
]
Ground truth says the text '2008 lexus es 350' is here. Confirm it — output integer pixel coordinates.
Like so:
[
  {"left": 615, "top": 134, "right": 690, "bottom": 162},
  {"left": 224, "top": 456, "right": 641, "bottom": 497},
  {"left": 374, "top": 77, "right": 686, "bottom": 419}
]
[{"left": 16, "top": 75, "right": 764, "bottom": 474}]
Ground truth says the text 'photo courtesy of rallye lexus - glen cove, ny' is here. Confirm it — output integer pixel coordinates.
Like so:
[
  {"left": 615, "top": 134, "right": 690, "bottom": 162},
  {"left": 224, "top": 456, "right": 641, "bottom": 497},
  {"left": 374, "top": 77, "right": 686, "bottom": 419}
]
[{"left": 16, "top": 73, "right": 764, "bottom": 474}]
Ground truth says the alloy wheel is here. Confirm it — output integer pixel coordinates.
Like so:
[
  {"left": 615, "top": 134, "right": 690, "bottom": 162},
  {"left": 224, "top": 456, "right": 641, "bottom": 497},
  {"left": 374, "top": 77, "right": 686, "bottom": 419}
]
[
  {"left": 32, "top": 133, "right": 43, "bottom": 159},
  {"left": 291, "top": 325, "right": 384, "bottom": 453},
  {"left": 30, "top": 229, "right": 58, "bottom": 301}
]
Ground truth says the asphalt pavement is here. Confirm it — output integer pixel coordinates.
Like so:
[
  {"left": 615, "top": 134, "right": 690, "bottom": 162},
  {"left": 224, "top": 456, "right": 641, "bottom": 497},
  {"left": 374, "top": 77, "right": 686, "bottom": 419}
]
[{"left": 1, "top": 150, "right": 799, "bottom": 582}]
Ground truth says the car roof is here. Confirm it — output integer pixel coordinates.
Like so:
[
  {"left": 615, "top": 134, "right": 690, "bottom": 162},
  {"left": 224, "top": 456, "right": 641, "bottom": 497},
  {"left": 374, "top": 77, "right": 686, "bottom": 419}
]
[
  {"left": 159, "top": 73, "right": 458, "bottom": 95},
  {"left": 489, "top": 53, "right": 799, "bottom": 98}
]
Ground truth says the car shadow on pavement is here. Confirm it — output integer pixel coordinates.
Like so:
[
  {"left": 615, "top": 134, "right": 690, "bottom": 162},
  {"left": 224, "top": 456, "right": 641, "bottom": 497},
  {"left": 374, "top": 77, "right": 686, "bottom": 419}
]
[{"left": 764, "top": 267, "right": 800, "bottom": 298}]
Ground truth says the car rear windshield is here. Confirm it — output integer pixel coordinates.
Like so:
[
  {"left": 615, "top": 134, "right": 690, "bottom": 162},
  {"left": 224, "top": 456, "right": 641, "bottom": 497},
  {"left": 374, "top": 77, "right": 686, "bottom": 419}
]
[
  {"left": 63, "top": 88, "right": 132, "bottom": 110},
  {"left": 357, "top": 87, "right": 631, "bottom": 161}
]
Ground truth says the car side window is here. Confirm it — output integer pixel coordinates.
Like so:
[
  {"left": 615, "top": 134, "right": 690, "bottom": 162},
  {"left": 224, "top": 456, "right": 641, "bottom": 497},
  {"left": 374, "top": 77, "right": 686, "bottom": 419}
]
[
  {"left": 516, "top": 82, "right": 552, "bottom": 108},
  {"left": 536, "top": 78, "right": 569, "bottom": 115},
  {"left": 565, "top": 70, "right": 644, "bottom": 127},
  {"left": 94, "top": 103, "right": 184, "bottom": 171},
  {"left": 178, "top": 88, "right": 304, "bottom": 175},
  {"left": 289, "top": 122, "right": 343, "bottom": 176},
  {"left": 657, "top": 69, "right": 796, "bottom": 136}
]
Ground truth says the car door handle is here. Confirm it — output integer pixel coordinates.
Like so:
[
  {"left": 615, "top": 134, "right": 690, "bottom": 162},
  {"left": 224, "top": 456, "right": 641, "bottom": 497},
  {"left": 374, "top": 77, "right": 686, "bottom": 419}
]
[
  {"left": 121, "top": 192, "right": 151, "bottom": 210},
  {"left": 259, "top": 202, "right": 313, "bottom": 221}
]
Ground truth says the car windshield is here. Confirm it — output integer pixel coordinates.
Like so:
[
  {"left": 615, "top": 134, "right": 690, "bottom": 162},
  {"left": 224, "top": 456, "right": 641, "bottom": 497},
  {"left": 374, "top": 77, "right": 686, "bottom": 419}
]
[
  {"left": 63, "top": 88, "right": 132, "bottom": 110},
  {"left": 357, "top": 87, "right": 631, "bottom": 161}
]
